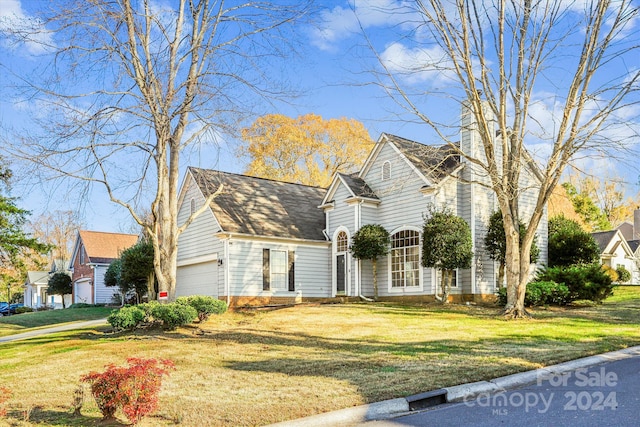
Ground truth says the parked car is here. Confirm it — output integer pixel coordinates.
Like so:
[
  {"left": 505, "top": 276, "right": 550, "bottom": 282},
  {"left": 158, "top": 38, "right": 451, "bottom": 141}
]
[
  {"left": 9, "top": 303, "right": 24, "bottom": 314},
  {"left": 0, "top": 302, "right": 9, "bottom": 316}
]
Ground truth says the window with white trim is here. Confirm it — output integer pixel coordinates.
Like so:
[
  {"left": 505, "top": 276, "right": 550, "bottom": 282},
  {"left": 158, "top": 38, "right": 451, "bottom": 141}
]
[
  {"left": 382, "top": 161, "right": 391, "bottom": 181},
  {"left": 391, "top": 230, "right": 420, "bottom": 288},
  {"left": 336, "top": 231, "right": 348, "bottom": 252},
  {"left": 270, "top": 250, "right": 287, "bottom": 290},
  {"left": 262, "top": 249, "right": 295, "bottom": 292}
]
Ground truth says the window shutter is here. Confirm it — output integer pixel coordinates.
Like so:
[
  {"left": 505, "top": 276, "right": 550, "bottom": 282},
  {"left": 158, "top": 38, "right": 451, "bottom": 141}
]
[
  {"left": 288, "top": 250, "right": 295, "bottom": 291},
  {"left": 263, "top": 249, "right": 270, "bottom": 291}
]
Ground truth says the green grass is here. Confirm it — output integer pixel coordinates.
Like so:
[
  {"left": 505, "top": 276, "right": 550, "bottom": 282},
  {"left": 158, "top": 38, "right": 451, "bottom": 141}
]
[
  {"left": 0, "top": 307, "right": 113, "bottom": 337},
  {"left": 0, "top": 287, "right": 639, "bottom": 426}
]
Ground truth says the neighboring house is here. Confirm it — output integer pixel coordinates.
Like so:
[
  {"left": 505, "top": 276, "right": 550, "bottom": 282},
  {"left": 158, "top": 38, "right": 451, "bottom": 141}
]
[
  {"left": 175, "top": 103, "right": 548, "bottom": 306},
  {"left": 617, "top": 209, "right": 640, "bottom": 241},
  {"left": 616, "top": 209, "right": 640, "bottom": 284},
  {"left": 69, "top": 230, "right": 138, "bottom": 304},
  {"left": 23, "top": 260, "right": 73, "bottom": 309},
  {"left": 592, "top": 229, "right": 638, "bottom": 284}
]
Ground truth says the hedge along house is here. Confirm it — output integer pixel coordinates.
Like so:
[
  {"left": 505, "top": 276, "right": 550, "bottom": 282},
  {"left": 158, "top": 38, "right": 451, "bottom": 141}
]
[{"left": 176, "top": 104, "right": 548, "bottom": 306}]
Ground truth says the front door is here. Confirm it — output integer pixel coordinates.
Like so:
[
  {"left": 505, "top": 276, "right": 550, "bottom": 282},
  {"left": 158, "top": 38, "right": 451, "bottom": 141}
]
[{"left": 336, "top": 254, "right": 346, "bottom": 294}]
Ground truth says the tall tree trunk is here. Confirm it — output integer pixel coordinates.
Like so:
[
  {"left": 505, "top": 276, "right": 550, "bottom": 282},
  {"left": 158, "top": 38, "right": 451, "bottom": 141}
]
[
  {"left": 498, "top": 262, "right": 505, "bottom": 288},
  {"left": 441, "top": 270, "right": 452, "bottom": 303},
  {"left": 503, "top": 212, "right": 530, "bottom": 318},
  {"left": 372, "top": 259, "right": 378, "bottom": 301}
]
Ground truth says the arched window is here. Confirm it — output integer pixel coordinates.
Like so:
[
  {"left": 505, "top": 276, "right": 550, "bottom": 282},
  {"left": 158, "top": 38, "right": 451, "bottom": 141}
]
[
  {"left": 336, "top": 231, "right": 348, "bottom": 252},
  {"left": 190, "top": 198, "right": 196, "bottom": 215},
  {"left": 382, "top": 161, "right": 391, "bottom": 181},
  {"left": 391, "top": 229, "right": 420, "bottom": 288}
]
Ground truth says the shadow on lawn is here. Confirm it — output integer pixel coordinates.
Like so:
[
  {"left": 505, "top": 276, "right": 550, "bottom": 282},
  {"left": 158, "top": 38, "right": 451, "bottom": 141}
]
[{"left": 7, "top": 408, "right": 126, "bottom": 426}]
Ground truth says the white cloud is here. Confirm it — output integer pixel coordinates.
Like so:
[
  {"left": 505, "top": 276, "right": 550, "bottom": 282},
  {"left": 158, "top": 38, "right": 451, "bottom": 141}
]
[
  {"left": 0, "top": 0, "right": 54, "bottom": 55},
  {"left": 309, "top": 0, "right": 415, "bottom": 51},
  {"left": 379, "top": 42, "right": 456, "bottom": 85}
]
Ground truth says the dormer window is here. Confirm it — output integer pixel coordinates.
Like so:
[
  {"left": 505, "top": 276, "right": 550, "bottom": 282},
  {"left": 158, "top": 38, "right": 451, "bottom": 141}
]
[{"left": 382, "top": 161, "right": 391, "bottom": 181}]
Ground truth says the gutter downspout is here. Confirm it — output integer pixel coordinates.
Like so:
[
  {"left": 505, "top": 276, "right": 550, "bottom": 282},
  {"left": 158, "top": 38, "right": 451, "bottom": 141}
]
[{"left": 224, "top": 238, "right": 230, "bottom": 307}]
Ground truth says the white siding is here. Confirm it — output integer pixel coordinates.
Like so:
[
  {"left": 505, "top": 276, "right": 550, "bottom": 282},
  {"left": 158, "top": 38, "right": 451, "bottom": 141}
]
[
  {"left": 177, "top": 176, "right": 221, "bottom": 262},
  {"left": 228, "top": 238, "right": 331, "bottom": 298},
  {"left": 327, "top": 184, "right": 356, "bottom": 237},
  {"left": 360, "top": 143, "right": 431, "bottom": 297},
  {"left": 94, "top": 265, "right": 115, "bottom": 304}
]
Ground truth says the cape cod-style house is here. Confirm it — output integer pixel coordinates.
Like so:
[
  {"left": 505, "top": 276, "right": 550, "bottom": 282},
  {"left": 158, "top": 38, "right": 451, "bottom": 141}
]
[{"left": 175, "top": 105, "right": 548, "bottom": 306}]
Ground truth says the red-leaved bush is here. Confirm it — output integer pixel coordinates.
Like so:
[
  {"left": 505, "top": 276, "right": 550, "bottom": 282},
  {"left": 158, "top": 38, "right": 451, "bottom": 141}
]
[
  {"left": 81, "top": 358, "right": 175, "bottom": 424},
  {"left": 0, "top": 386, "right": 11, "bottom": 418}
]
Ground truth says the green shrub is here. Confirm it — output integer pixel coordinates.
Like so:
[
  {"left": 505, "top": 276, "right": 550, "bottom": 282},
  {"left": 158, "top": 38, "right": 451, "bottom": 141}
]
[
  {"left": 149, "top": 303, "right": 197, "bottom": 330},
  {"left": 68, "top": 303, "right": 106, "bottom": 309},
  {"left": 15, "top": 306, "right": 34, "bottom": 314},
  {"left": 535, "top": 264, "right": 614, "bottom": 303},
  {"left": 616, "top": 266, "right": 631, "bottom": 283},
  {"left": 496, "top": 281, "right": 570, "bottom": 307},
  {"left": 176, "top": 296, "right": 228, "bottom": 322},
  {"left": 107, "top": 306, "right": 146, "bottom": 331}
]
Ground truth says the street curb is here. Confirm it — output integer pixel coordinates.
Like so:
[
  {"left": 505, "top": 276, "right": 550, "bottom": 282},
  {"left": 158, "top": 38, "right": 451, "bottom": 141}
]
[
  {"left": 268, "top": 398, "right": 409, "bottom": 426},
  {"left": 267, "top": 345, "right": 640, "bottom": 426}
]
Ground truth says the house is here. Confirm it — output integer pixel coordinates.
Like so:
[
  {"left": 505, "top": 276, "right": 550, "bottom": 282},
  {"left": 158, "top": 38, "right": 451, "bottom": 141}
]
[
  {"left": 615, "top": 208, "right": 640, "bottom": 284},
  {"left": 592, "top": 229, "right": 638, "bottom": 284},
  {"left": 175, "top": 104, "right": 548, "bottom": 306},
  {"left": 69, "top": 230, "right": 139, "bottom": 304},
  {"left": 23, "top": 259, "right": 73, "bottom": 309}
]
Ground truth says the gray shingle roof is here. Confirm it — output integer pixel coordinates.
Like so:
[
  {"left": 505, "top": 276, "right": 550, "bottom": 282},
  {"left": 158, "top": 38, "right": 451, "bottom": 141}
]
[
  {"left": 591, "top": 230, "right": 618, "bottom": 253},
  {"left": 383, "top": 133, "right": 460, "bottom": 183},
  {"left": 338, "top": 173, "right": 378, "bottom": 199},
  {"left": 189, "top": 167, "right": 327, "bottom": 241},
  {"left": 628, "top": 240, "right": 639, "bottom": 253}
]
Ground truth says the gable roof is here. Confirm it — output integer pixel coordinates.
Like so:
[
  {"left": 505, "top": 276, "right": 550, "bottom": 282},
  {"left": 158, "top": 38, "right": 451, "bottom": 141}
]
[
  {"left": 591, "top": 229, "right": 634, "bottom": 257},
  {"left": 77, "top": 230, "right": 139, "bottom": 264},
  {"left": 383, "top": 133, "right": 461, "bottom": 183},
  {"left": 338, "top": 173, "right": 378, "bottom": 199},
  {"left": 188, "top": 167, "right": 327, "bottom": 241},
  {"left": 592, "top": 230, "right": 619, "bottom": 253},
  {"left": 25, "top": 271, "right": 49, "bottom": 286}
]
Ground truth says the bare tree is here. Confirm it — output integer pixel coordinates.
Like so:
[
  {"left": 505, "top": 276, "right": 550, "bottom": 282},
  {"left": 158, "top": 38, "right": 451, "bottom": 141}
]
[
  {"left": 2, "top": 0, "right": 309, "bottom": 300},
  {"left": 29, "top": 210, "right": 84, "bottom": 268},
  {"left": 361, "top": 0, "right": 639, "bottom": 317}
]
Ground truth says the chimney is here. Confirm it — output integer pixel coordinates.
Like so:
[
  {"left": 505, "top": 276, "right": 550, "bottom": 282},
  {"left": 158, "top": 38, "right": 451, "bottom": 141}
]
[{"left": 635, "top": 208, "right": 640, "bottom": 240}]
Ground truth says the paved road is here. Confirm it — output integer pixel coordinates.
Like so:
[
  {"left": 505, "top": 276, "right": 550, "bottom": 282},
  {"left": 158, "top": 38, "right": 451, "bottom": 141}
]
[
  {"left": 366, "top": 353, "right": 640, "bottom": 427},
  {"left": 0, "top": 318, "right": 109, "bottom": 343}
]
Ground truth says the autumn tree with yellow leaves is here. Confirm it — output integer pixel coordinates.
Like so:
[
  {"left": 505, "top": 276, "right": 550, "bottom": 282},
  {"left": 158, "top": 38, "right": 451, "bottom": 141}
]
[{"left": 239, "top": 114, "right": 374, "bottom": 187}]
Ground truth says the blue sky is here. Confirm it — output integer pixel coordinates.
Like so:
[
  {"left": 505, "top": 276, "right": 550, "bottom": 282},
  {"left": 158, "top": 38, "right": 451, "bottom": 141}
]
[{"left": 1, "top": 0, "right": 639, "bottom": 233}]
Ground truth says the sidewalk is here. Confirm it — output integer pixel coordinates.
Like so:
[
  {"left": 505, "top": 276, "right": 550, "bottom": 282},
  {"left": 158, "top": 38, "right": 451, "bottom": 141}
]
[
  {"left": 0, "top": 318, "right": 109, "bottom": 344},
  {"left": 269, "top": 345, "right": 640, "bottom": 426}
]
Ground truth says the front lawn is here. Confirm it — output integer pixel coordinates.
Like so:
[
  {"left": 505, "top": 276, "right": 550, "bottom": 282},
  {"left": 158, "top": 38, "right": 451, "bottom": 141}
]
[
  {"left": 1, "top": 287, "right": 639, "bottom": 426},
  {"left": 0, "top": 307, "right": 113, "bottom": 337}
]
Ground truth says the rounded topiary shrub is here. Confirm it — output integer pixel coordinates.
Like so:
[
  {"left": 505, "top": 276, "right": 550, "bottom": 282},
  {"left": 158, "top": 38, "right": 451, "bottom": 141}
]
[
  {"left": 108, "top": 306, "right": 146, "bottom": 331},
  {"left": 150, "top": 303, "right": 198, "bottom": 330},
  {"left": 176, "top": 296, "right": 228, "bottom": 322},
  {"left": 616, "top": 266, "right": 631, "bottom": 283}
]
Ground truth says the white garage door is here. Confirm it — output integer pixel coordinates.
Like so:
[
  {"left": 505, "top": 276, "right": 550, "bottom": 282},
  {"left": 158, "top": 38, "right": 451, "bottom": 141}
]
[{"left": 176, "top": 261, "right": 218, "bottom": 298}]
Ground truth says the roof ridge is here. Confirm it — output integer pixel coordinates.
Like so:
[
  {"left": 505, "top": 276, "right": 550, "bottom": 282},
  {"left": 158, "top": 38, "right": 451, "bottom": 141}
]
[{"left": 188, "top": 166, "right": 327, "bottom": 190}]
